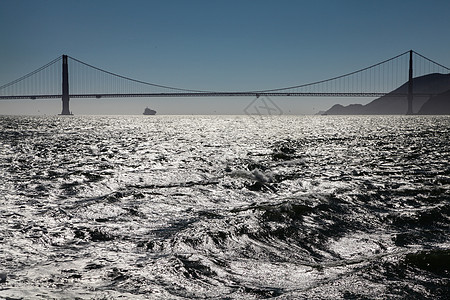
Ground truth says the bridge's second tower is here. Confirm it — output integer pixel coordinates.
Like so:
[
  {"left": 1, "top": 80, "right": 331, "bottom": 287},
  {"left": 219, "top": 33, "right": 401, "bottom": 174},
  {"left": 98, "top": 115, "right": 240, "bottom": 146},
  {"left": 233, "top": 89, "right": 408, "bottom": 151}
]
[
  {"left": 406, "top": 50, "right": 414, "bottom": 115},
  {"left": 61, "top": 55, "right": 71, "bottom": 115}
]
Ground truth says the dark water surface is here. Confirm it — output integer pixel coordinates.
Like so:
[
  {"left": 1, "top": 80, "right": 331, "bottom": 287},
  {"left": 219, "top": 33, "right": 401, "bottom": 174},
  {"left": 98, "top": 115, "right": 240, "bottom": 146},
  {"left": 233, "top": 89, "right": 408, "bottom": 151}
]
[{"left": 0, "top": 115, "right": 449, "bottom": 299}]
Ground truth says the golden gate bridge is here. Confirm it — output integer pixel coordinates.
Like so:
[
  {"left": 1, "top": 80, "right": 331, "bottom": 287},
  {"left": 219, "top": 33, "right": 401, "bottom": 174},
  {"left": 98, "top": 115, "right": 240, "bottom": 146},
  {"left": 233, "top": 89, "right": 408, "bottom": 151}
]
[{"left": 1, "top": 50, "right": 449, "bottom": 115}]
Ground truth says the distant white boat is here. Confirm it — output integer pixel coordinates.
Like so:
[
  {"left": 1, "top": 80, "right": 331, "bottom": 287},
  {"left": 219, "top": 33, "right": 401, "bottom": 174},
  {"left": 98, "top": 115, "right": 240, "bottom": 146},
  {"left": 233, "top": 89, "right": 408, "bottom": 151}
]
[{"left": 143, "top": 107, "right": 156, "bottom": 115}]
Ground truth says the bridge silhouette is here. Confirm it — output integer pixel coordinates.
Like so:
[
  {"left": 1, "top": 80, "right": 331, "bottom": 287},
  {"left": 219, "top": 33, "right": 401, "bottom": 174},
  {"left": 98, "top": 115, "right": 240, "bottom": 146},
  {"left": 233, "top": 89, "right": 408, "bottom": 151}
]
[{"left": 1, "top": 50, "right": 449, "bottom": 115}]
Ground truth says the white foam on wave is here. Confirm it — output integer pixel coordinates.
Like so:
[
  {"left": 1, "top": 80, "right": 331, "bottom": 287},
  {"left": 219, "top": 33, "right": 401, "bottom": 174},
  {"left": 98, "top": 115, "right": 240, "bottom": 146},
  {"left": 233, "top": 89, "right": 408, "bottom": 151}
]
[{"left": 229, "top": 168, "right": 273, "bottom": 183}]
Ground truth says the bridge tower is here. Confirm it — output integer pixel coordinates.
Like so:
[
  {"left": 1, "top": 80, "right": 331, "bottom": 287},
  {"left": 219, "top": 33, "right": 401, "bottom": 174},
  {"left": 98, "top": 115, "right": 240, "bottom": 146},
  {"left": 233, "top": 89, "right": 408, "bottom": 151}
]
[
  {"left": 61, "top": 55, "right": 71, "bottom": 115},
  {"left": 406, "top": 50, "right": 414, "bottom": 115}
]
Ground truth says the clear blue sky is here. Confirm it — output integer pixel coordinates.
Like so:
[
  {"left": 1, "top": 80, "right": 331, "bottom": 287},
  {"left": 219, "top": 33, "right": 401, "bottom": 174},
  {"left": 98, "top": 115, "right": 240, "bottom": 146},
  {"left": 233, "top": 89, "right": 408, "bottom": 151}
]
[{"left": 1, "top": 0, "right": 450, "bottom": 115}]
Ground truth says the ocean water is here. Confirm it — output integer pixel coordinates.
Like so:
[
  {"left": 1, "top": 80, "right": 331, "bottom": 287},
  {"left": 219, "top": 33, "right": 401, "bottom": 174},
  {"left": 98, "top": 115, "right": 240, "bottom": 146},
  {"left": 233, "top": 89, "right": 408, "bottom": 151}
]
[{"left": 0, "top": 115, "right": 449, "bottom": 299}]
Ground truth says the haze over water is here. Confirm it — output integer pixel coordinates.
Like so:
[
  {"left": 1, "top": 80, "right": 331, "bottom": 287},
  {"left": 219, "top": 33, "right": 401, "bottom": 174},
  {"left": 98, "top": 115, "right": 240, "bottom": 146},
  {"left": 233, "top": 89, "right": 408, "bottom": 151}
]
[{"left": 0, "top": 115, "right": 449, "bottom": 299}]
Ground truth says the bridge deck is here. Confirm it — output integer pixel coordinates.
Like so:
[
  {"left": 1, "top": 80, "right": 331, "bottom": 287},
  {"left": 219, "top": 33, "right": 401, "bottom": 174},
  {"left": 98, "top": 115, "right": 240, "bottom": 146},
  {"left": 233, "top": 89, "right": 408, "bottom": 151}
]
[{"left": 1, "top": 92, "right": 436, "bottom": 100}]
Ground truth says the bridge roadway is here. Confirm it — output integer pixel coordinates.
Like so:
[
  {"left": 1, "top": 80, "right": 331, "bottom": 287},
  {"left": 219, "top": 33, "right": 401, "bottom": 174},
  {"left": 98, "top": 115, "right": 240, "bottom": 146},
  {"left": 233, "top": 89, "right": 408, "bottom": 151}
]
[{"left": 0, "top": 92, "right": 437, "bottom": 100}]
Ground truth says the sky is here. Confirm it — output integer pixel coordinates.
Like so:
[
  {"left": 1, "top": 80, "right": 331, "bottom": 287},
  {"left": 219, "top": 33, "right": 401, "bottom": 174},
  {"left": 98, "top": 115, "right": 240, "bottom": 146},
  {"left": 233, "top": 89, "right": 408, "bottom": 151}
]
[{"left": 1, "top": 0, "right": 450, "bottom": 115}]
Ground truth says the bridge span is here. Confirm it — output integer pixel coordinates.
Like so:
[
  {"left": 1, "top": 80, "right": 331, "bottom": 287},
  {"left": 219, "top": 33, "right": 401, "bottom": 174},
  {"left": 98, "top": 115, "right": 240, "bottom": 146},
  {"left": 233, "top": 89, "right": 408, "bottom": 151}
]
[{"left": 1, "top": 50, "right": 449, "bottom": 115}]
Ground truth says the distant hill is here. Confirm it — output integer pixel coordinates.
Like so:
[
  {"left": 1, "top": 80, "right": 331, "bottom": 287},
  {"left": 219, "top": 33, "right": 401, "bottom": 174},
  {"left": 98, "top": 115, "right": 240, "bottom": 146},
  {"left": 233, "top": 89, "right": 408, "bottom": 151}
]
[
  {"left": 418, "top": 89, "right": 450, "bottom": 114},
  {"left": 323, "top": 73, "right": 450, "bottom": 115}
]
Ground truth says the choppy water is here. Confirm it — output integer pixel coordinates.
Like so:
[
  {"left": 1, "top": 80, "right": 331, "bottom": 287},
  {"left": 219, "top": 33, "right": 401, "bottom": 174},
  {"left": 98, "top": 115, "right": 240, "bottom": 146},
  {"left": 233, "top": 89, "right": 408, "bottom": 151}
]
[{"left": 0, "top": 115, "right": 449, "bottom": 299}]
